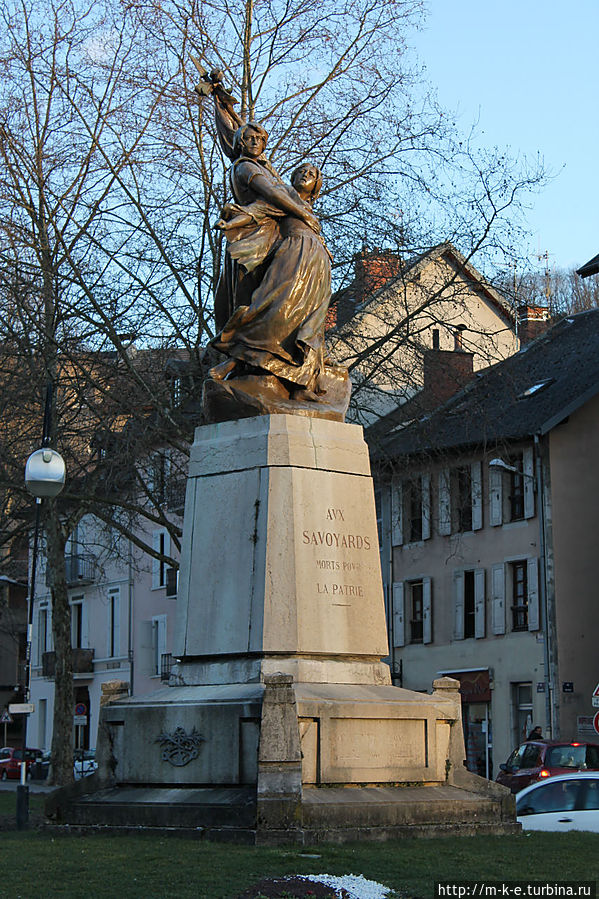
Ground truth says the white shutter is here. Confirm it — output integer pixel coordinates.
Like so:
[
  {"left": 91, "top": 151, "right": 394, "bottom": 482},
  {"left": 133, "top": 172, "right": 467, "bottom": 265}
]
[
  {"left": 422, "top": 577, "right": 432, "bottom": 644},
  {"left": 489, "top": 465, "right": 503, "bottom": 526},
  {"left": 474, "top": 568, "right": 485, "bottom": 638},
  {"left": 527, "top": 557, "right": 540, "bottom": 631},
  {"left": 391, "top": 479, "right": 403, "bottom": 546},
  {"left": 421, "top": 474, "right": 431, "bottom": 540},
  {"left": 471, "top": 461, "right": 483, "bottom": 531},
  {"left": 523, "top": 446, "right": 535, "bottom": 519},
  {"left": 81, "top": 600, "right": 89, "bottom": 649},
  {"left": 438, "top": 469, "right": 451, "bottom": 536},
  {"left": 392, "top": 582, "right": 405, "bottom": 647},
  {"left": 491, "top": 563, "right": 506, "bottom": 635},
  {"left": 453, "top": 570, "right": 465, "bottom": 640}
]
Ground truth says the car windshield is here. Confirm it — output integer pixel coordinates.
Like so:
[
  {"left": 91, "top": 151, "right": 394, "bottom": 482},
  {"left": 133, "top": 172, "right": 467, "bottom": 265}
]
[{"left": 546, "top": 745, "right": 595, "bottom": 769}]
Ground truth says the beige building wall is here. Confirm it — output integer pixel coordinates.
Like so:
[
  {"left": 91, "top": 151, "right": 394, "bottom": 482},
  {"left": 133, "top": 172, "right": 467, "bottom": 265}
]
[
  {"left": 386, "top": 446, "right": 547, "bottom": 776},
  {"left": 331, "top": 253, "right": 518, "bottom": 425},
  {"left": 549, "top": 392, "right": 599, "bottom": 740}
]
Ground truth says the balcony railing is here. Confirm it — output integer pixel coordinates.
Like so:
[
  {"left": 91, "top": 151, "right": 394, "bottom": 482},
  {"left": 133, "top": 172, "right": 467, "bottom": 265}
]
[
  {"left": 160, "top": 652, "right": 173, "bottom": 683},
  {"left": 42, "top": 648, "right": 94, "bottom": 678},
  {"left": 46, "top": 553, "right": 98, "bottom": 587}
]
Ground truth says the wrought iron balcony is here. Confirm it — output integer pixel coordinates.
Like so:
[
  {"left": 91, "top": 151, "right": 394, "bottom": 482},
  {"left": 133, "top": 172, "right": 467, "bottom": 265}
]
[
  {"left": 42, "top": 648, "right": 94, "bottom": 678},
  {"left": 46, "top": 553, "right": 98, "bottom": 587}
]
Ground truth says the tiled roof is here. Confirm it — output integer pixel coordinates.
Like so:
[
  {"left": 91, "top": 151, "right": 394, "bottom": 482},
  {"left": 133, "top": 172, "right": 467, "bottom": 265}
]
[
  {"left": 367, "top": 308, "right": 599, "bottom": 460},
  {"left": 576, "top": 253, "right": 599, "bottom": 278}
]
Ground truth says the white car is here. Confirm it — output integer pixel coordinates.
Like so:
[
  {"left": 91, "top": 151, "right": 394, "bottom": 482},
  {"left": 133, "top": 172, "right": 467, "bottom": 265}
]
[
  {"left": 73, "top": 749, "right": 97, "bottom": 779},
  {"left": 516, "top": 771, "right": 599, "bottom": 832}
]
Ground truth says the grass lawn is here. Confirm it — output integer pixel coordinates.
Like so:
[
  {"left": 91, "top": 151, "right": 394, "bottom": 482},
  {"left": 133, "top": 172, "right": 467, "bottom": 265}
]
[{"left": 0, "top": 791, "right": 597, "bottom": 899}]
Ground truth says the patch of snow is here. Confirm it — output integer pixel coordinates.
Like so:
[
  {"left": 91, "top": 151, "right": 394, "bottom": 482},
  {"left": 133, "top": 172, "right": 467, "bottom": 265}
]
[{"left": 301, "top": 873, "right": 392, "bottom": 898}]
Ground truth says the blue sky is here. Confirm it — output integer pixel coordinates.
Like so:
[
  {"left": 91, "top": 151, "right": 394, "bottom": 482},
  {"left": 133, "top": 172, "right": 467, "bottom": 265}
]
[{"left": 411, "top": 0, "right": 598, "bottom": 273}]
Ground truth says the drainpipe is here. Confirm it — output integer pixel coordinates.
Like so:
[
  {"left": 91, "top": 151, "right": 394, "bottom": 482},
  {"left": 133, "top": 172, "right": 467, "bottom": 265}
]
[
  {"left": 127, "top": 539, "right": 134, "bottom": 697},
  {"left": 535, "top": 434, "right": 554, "bottom": 738}
]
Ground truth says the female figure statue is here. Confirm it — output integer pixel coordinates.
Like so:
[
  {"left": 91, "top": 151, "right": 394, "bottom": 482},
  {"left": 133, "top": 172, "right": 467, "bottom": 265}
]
[{"left": 206, "top": 122, "right": 349, "bottom": 417}]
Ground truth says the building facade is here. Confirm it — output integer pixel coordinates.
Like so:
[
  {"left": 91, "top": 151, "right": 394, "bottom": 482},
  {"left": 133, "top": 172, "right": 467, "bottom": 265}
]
[{"left": 371, "top": 309, "right": 599, "bottom": 778}]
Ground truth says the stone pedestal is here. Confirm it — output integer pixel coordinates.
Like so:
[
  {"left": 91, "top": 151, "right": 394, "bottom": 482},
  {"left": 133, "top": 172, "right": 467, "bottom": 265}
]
[{"left": 49, "top": 415, "right": 516, "bottom": 840}]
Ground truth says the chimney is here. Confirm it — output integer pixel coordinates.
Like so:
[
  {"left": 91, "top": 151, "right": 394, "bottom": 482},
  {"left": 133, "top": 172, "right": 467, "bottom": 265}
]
[
  {"left": 355, "top": 248, "right": 402, "bottom": 302},
  {"left": 517, "top": 304, "right": 549, "bottom": 344},
  {"left": 422, "top": 348, "right": 474, "bottom": 409}
]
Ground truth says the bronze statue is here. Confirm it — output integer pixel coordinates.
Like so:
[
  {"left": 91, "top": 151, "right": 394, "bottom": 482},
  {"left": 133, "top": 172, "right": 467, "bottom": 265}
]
[{"left": 193, "top": 61, "right": 350, "bottom": 422}]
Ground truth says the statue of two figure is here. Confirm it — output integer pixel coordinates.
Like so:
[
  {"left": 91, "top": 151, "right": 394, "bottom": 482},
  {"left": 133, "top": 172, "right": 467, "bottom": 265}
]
[{"left": 195, "top": 64, "right": 351, "bottom": 423}]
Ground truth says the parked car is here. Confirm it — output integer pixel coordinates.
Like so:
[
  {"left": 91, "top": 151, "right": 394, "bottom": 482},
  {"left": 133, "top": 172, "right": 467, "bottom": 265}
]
[
  {"left": 496, "top": 740, "right": 599, "bottom": 793},
  {"left": 0, "top": 746, "right": 41, "bottom": 780},
  {"left": 516, "top": 772, "right": 599, "bottom": 832},
  {"left": 73, "top": 749, "right": 97, "bottom": 779}
]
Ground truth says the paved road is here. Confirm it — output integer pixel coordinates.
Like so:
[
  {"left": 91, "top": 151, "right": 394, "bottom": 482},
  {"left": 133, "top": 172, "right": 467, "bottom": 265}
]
[{"left": 0, "top": 780, "right": 55, "bottom": 793}]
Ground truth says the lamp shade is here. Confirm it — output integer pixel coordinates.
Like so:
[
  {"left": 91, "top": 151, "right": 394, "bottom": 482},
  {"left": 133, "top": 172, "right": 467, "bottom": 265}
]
[{"left": 25, "top": 448, "right": 66, "bottom": 498}]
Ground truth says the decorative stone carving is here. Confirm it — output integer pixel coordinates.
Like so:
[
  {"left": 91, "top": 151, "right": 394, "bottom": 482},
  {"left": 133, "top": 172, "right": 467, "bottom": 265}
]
[{"left": 156, "top": 726, "right": 204, "bottom": 767}]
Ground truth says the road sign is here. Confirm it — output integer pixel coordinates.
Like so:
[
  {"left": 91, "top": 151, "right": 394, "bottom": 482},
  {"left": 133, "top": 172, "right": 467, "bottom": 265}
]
[
  {"left": 74, "top": 702, "right": 87, "bottom": 716},
  {"left": 73, "top": 715, "right": 88, "bottom": 726},
  {"left": 0, "top": 710, "right": 12, "bottom": 724},
  {"left": 593, "top": 711, "right": 599, "bottom": 736},
  {"left": 593, "top": 696, "right": 599, "bottom": 708},
  {"left": 8, "top": 702, "right": 34, "bottom": 714},
  {"left": 593, "top": 683, "right": 599, "bottom": 698}
]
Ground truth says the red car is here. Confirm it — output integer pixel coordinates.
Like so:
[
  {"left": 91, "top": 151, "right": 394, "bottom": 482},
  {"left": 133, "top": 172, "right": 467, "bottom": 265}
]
[
  {"left": 496, "top": 740, "right": 599, "bottom": 793},
  {"left": 0, "top": 746, "right": 41, "bottom": 780}
]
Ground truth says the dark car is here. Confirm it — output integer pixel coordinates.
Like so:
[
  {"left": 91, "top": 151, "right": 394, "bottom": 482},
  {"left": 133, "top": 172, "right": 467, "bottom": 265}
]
[
  {"left": 0, "top": 746, "right": 42, "bottom": 780},
  {"left": 496, "top": 740, "right": 599, "bottom": 793}
]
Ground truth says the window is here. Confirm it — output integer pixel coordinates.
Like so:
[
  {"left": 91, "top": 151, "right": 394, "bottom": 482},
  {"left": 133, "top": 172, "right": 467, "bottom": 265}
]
[
  {"left": 517, "top": 780, "right": 580, "bottom": 816},
  {"left": 439, "top": 463, "right": 482, "bottom": 536},
  {"left": 454, "top": 569, "right": 485, "bottom": 640},
  {"left": 152, "top": 615, "right": 167, "bottom": 676},
  {"left": 108, "top": 588, "right": 120, "bottom": 658},
  {"left": 37, "top": 606, "right": 49, "bottom": 664},
  {"left": 406, "top": 479, "right": 423, "bottom": 543},
  {"left": 489, "top": 447, "right": 535, "bottom": 526},
  {"left": 513, "top": 682, "right": 533, "bottom": 746},
  {"left": 71, "top": 598, "right": 84, "bottom": 648},
  {"left": 152, "top": 530, "right": 170, "bottom": 589},
  {"left": 149, "top": 453, "right": 170, "bottom": 504},
  {"left": 491, "top": 559, "right": 539, "bottom": 635},
  {"left": 511, "top": 560, "right": 528, "bottom": 630},
  {"left": 391, "top": 475, "right": 431, "bottom": 546},
  {"left": 409, "top": 581, "right": 423, "bottom": 644},
  {"left": 392, "top": 577, "right": 432, "bottom": 647}
]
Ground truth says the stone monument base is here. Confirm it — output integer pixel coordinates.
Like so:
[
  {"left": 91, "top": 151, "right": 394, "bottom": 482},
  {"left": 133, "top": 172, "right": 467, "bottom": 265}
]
[{"left": 46, "top": 415, "right": 516, "bottom": 840}]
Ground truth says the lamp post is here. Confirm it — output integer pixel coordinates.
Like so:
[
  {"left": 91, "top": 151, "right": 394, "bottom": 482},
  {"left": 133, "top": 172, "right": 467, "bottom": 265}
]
[
  {"left": 16, "top": 400, "right": 65, "bottom": 829},
  {"left": 488, "top": 453, "right": 554, "bottom": 739}
]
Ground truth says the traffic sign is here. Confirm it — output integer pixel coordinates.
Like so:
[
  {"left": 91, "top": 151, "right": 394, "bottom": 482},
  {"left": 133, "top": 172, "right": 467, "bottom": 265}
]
[
  {"left": 0, "top": 710, "right": 12, "bottom": 724},
  {"left": 73, "top": 715, "right": 88, "bottom": 726},
  {"left": 593, "top": 711, "right": 599, "bottom": 736},
  {"left": 593, "top": 696, "right": 599, "bottom": 708},
  {"left": 593, "top": 683, "right": 599, "bottom": 698},
  {"left": 8, "top": 702, "right": 34, "bottom": 714},
  {"left": 74, "top": 702, "right": 87, "bottom": 716}
]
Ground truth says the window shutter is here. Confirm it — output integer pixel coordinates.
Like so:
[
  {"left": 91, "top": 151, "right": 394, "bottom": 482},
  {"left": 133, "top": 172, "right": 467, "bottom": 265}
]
[
  {"left": 453, "top": 570, "right": 465, "bottom": 640},
  {"left": 489, "top": 465, "right": 503, "bottom": 526},
  {"left": 422, "top": 577, "right": 432, "bottom": 644},
  {"left": 471, "top": 461, "right": 483, "bottom": 531},
  {"left": 438, "top": 469, "right": 451, "bottom": 536},
  {"left": 81, "top": 600, "right": 89, "bottom": 649},
  {"left": 391, "top": 479, "right": 403, "bottom": 546},
  {"left": 421, "top": 474, "right": 431, "bottom": 540},
  {"left": 152, "top": 530, "right": 170, "bottom": 588},
  {"left": 523, "top": 446, "right": 535, "bottom": 519},
  {"left": 491, "top": 563, "right": 506, "bottom": 634},
  {"left": 392, "top": 582, "right": 405, "bottom": 647},
  {"left": 527, "top": 557, "right": 540, "bottom": 631},
  {"left": 474, "top": 568, "right": 485, "bottom": 638}
]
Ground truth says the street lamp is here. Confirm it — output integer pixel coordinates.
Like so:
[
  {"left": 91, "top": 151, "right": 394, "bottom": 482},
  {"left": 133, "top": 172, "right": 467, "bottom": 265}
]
[{"left": 15, "top": 410, "right": 65, "bottom": 828}]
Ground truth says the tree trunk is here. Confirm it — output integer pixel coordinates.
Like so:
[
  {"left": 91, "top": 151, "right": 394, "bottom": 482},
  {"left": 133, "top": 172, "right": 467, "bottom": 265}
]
[{"left": 45, "top": 500, "right": 74, "bottom": 786}]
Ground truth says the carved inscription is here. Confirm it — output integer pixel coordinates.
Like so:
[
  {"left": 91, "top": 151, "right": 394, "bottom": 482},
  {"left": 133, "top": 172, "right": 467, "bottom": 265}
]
[{"left": 303, "top": 507, "right": 374, "bottom": 605}]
